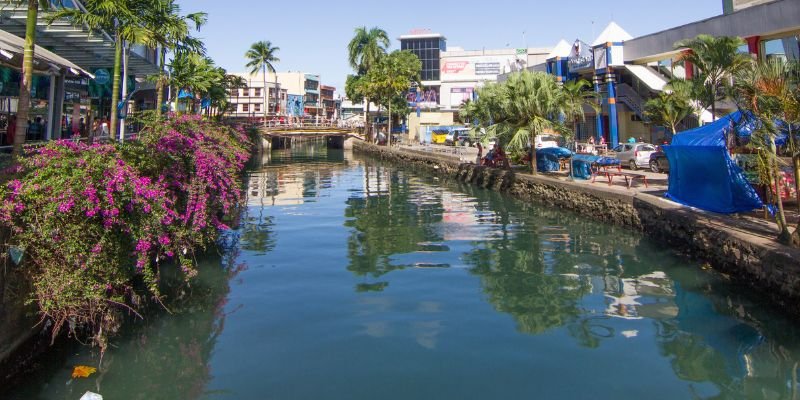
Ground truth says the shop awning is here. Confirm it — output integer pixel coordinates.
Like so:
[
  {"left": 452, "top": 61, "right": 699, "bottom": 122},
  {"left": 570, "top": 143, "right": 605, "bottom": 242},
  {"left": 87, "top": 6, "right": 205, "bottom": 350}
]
[
  {"left": 0, "top": 29, "right": 93, "bottom": 78},
  {"left": 624, "top": 64, "right": 667, "bottom": 92}
]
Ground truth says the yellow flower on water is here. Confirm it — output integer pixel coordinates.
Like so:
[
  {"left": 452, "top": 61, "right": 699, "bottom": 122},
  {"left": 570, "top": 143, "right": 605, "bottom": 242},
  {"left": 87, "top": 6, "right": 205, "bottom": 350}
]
[{"left": 71, "top": 365, "right": 97, "bottom": 379}]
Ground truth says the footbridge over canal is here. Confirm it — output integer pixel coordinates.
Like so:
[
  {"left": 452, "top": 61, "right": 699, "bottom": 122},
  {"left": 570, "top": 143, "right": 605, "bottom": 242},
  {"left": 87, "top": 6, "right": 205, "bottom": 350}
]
[{"left": 260, "top": 126, "right": 364, "bottom": 150}]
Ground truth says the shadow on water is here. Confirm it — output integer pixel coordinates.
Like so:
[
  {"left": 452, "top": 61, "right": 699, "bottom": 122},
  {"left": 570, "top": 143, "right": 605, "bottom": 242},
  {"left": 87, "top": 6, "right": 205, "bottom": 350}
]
[{"left": 344, "top": 155, "right": 800, "bottom": 399}]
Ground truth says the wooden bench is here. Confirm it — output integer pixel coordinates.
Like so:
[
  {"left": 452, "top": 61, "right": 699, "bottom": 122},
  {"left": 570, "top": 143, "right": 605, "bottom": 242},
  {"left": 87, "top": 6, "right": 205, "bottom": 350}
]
[{"left": 595, "top": 171, "right": 648, "bottom": 189}]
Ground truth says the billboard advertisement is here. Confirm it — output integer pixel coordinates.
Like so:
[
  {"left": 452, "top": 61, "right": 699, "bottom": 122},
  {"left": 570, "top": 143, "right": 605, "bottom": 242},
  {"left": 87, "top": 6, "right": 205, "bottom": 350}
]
[
  {"left": 440, "top": 53, "right": 526, "bottom": 82},
  {"left": 449, "top": 87, "right": 474, "bottom": 108},
  {"left": 407, "top": 85, "right": 440, "bottom": 109},
  {"left": 568, "top": 40, "right": 593, "bottom": 72}
]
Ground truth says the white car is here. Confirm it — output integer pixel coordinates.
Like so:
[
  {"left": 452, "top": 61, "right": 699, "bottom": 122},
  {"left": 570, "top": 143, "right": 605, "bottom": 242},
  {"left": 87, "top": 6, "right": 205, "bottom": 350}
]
[
  {"left": 612, "top": 143, "right": 657, "bottom": 170},
  {"left": 535, "top": 134, "right": 561, "bottom": 149}
]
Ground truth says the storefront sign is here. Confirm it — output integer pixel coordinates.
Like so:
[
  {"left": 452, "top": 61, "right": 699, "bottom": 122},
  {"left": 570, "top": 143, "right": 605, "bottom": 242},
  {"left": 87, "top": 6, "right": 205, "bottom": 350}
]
[
  {"left": 568, "top": 40, "right": 593, "bottom": 72},
  {"left": 475, "top": 62, "right": 501, "bottom": 75},
  {"left": 442, "top": 61, "right": 469, "bottom": 74},
  {"left": 94, "top": 69, "right": 110, "bottom": 85}
]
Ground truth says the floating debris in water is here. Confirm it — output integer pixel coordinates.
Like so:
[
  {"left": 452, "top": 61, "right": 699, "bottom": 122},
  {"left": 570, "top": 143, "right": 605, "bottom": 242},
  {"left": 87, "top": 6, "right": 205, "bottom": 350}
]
[
  {"left": 71, "top": 365, "right": 96, "bottom": 379},
  {"left": 413, "top": 263, "right": 450, "bottom": 269}
]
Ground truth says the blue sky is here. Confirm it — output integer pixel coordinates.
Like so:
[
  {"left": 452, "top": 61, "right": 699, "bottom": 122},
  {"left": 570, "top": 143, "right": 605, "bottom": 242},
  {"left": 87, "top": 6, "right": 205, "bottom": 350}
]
[{"left": 179, "top": 0, "right": 722, "bottom": 94}]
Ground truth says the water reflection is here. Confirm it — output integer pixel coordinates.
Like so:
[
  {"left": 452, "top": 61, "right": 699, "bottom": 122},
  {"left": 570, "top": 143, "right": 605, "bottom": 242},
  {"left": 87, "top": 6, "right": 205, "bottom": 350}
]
[
  {"left": 8, "top": 142, "right": 800, "bottom": 399},
  {"left": 4, "top": 235, "right": 248, "bottom": 400},
  {"left": 344, "top": 155, "right": 800, "bottom": 399}
]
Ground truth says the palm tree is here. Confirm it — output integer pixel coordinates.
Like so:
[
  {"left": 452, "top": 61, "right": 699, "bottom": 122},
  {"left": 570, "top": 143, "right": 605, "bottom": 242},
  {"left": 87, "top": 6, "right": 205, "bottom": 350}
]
[
  {"left": 47, "top": 0, "right": 151, "bottom": 140},
  {"left": 674, "top": 34, "right": 752, "bottom": 121},
  {"left": 167, "top": 53, "right": 222, "bottom": 114},
  {"left": 347, "top": 27, "right": 389, "bottom": 139},
  {"left": 500, "top": 71, "right": 568, "bottom": 175},
  {"left": 11, "top": 0, "right": 55, "bottom": 157},
  {"left": 562, "top": 79, "right": 600, "bottom": 178},
  {"left": 245, "top": 41, "right": 280, "bottom": 127},
  {"left": 644, "top": 80, "right": 695, "bottom": 135},
  {"left": 731, "top": 60, "right": 795, "bottom": 244},
  {"left": 140, "top": 0, "right": 207, "bottom": 117}
]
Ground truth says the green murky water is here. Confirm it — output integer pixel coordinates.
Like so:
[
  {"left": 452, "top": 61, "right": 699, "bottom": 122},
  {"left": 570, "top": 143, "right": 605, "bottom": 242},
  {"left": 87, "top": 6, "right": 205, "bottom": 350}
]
[{"left": 6, "top": 141, "right": 800, "bottom": 399}]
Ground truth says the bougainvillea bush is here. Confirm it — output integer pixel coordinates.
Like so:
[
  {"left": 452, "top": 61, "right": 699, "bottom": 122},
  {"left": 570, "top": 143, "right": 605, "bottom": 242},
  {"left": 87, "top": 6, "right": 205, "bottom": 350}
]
[{"left": 0, "top": 116, "right": 250, "bottom": 349}]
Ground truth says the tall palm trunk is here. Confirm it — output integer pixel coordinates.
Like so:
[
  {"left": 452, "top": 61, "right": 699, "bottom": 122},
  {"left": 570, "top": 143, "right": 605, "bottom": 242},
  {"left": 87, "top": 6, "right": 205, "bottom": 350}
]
[
  {"left": 110, "top": 32, "right": 122, "bottom": 140},
  {"left": 365, "top": 99, "right": 371, "bottom": 141},
  {"left": 262, "top": 65, "right": 268, "bottom": 127},
  {"left": 119, "top": 42, "right": 128, "bottom": 142},
  {"left": 710, "top": 85, "right": 717, "bottom": 122},
  {"left": 530, "top": 132, "right": 538, "bottom": 175},
  {"left": 13, "top": 0, "right": 38, "bottom": 158},
  {"left": 789, "top": 124, "right": 800, "bottom": 246},
  {"left": 769, "top": 137, "right": 791, "bottom": 244},
  {"left": 156, "top": 48, "right": 166, "bottom": 118},
  {"left": 387, "top": 102, "right": 392, "bottom": 146}
]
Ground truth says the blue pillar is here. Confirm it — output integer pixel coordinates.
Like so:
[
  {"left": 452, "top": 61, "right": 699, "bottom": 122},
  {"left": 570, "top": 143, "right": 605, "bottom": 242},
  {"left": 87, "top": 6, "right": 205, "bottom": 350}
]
[
  {"left": 555, "top": 58, "right": 563, "bottom": 83},
  {"left": 606, "top": 72, "right": 619, "bottom": 147},
  {"left": 593, "top": 75, "right": 603, "bottom": 143}
]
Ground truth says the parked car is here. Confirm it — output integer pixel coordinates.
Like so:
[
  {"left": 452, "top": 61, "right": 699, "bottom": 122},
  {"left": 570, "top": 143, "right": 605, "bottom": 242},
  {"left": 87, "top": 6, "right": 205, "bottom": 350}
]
[
  {"left": 649, "top": 150, "right": 670, "bottom": 173},
  {"left": 612, "top": 142, "right": 657, "bottom": 170},
  {"left": 447, "top": 128, "right": 471, "bottom": 146},
  {"left": 535, "top": 134, "right": 561, "bottom": 149}
]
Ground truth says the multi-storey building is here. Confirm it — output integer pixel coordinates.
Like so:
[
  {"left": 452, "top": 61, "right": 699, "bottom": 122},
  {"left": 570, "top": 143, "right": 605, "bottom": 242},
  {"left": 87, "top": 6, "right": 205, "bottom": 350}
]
[
  {"left": 516, "top": 0, "right": 799, "bottom": 146},
  {"left": 227, "top": 72, "right": 326, "bottom": 120},
  {"left": 320, "top": 85, "right": 336, "bottom": 120}
]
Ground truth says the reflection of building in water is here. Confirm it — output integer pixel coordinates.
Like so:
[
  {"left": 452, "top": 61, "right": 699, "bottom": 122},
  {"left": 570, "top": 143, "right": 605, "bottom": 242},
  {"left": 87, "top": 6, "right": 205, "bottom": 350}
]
[
  {"left": 247, "top": 169, "right": 304, "bottom": 206},
  {"left": 247, "top": 167, "right": 339, "bottom": 207},
  {"left": 604, "top": 271, "right": 677, "bottom": 320},
  {"left": 361, "top": 165, "right": 391, "bottom": 197},
  {"left": 440, "top": 191, "right": 481, "bottom": 241}
]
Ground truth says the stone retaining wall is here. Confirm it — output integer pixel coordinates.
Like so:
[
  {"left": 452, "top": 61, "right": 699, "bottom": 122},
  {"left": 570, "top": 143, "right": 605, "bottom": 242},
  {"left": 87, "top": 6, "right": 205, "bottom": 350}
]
[{"left": 355, "top": 141, "right": 800, "bottom": 313}]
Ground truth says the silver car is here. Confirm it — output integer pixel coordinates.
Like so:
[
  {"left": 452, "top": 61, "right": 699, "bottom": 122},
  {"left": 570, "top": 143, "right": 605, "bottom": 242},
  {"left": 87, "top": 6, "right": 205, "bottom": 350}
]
[{"left": 612, "top": 143, "right": 657, "bottom": 170}]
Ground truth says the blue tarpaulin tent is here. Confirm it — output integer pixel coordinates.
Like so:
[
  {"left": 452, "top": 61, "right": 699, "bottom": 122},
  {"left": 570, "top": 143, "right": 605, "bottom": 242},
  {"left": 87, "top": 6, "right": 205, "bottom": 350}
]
[
  {"left": 664, "top": 111, "right": 764, "bottom": 213},
  {"left": 536, "top": 147, "right": 572, "bottom": 172}
]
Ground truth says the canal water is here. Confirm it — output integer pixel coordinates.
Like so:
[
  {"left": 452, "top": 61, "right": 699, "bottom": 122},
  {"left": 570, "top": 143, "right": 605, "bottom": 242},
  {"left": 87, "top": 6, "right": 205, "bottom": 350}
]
[{"left": 7, "top": 142, "right": 800, "bottom": 399}]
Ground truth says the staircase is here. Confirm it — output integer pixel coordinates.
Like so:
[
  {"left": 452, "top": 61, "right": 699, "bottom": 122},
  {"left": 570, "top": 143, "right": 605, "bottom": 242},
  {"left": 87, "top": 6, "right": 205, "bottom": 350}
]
[{"left": 616, "top": 83, "right": 648, "bottom": 121}]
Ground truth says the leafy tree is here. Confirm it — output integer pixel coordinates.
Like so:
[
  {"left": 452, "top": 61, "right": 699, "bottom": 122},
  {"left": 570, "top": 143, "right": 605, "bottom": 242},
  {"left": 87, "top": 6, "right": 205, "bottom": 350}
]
[
  {"left": 364, "top": 50, "right": 421, "bottom": 145},
  {"left": 167, "top": 53, "right": 224, "bottom": 114},
  {"left": 245, "top": 41, "right": 280, "bottom": 126},
  {"left": 140, "top": 0, "right": 207, "bottom": 118},
  {"left": 674, "top": 34, "right": 752, "bottom": 121},
  {"left": 498, "top": 71, "right": 568, "bottom": 175},
  {"left": 47, "top": 0, "right": 152, "bottom": 140},
  {"left": 347, "top": 27, "right": 389, "bottom": 139},
  {"left": 731, "top": 60, "right": 796, "bottom": 244},
  {"left": 562, "top": 79, "right": 600, "bottom": 178},
  {"left": 644, "top": 80, "right": 695, "bottom": 135}
]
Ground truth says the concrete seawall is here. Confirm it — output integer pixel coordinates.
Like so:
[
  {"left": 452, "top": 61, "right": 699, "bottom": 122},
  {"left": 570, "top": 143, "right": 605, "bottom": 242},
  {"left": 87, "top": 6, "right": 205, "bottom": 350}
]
[{"left": 355, "top": 141, "right": 800, "bottom": 313}]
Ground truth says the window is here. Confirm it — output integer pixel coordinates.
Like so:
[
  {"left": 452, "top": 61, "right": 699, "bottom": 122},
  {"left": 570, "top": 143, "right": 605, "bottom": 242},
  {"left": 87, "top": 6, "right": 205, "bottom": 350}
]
[
  {"left": 762, "top": 35, "right": 800, "bottom": 62},
  {"left": 254, "top": 88, "right": 261, "bottom": 97},
  {"left": 242, "top": 103, "right": 249, "bottom": 112},
  {"left": 254, "top": 103, "right": 261, "bottom": 112},
  {"left": 241, "top": 88, "right": 249, "bottom": 96}
]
